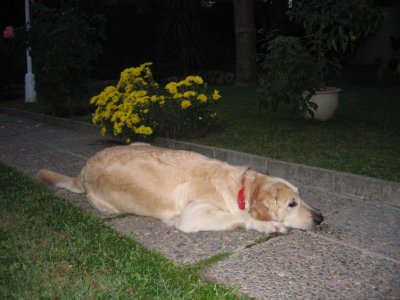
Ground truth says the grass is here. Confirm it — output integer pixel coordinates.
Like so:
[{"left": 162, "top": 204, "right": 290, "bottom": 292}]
[
  {"left": 186, "top": 67, "right": 400, "bottom": 182},
  {"left": 1, "top": 66, "right": 399, "bottom": 182},
  {"left": 0, "top": 163, "right": 241, "bottom": 299}
]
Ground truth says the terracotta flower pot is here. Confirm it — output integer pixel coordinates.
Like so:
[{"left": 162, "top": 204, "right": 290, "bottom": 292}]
[{"left": 304, "top": 87, "right": 341, "bottom": 121}]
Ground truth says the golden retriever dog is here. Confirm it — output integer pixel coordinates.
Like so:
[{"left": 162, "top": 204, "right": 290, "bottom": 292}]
[{"left": 37, "top": 143, "right": 323, "bottom": 234}]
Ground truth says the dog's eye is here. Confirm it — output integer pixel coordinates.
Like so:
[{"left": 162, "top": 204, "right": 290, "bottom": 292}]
[{"left": 288, "top": 200, "right": 297, "bottom": 208}]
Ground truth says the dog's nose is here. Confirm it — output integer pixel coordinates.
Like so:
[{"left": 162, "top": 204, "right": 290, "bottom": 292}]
[{"left": 312, "top": 211, "right": 324, "bottom": 225}]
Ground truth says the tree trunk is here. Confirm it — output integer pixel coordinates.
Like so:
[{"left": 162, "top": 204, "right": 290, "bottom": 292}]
[{"left": 233, "top": 0, "right": 257, "bottom": 85}]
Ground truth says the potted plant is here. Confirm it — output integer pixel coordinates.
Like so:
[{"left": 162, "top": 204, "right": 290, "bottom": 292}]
[
  {"left": 288, "top": 0, "right": 383, "bottom": 120},
  {"left": 258, "top": 35, "right": 319, "bottom": 116},
  {"left": 258, "top": 0, "right": 382, "bottom": 120}
]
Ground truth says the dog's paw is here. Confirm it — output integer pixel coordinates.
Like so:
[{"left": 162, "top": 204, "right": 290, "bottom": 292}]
[
  {"left": 264, "top": 221, "right": 287, "bottom": 234},
  {"left": 254, "top": 221, "right": 287, "bottom": 233},
  {"left": 271, "top": 222, "right": 287, "bottom": 234}
]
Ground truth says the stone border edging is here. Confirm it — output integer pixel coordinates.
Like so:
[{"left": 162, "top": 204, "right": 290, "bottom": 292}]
[{"left": 1, "top": 106, "right": 399, "bottom": 205}]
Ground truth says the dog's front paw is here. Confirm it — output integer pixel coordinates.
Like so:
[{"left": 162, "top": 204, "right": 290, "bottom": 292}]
[
  {"left": 264, "top": 221, "right": 287, "bottom": 234},
  {"left": 254, "top": 221, "right": 287, "bottom": 233},
  {"left": 270, "top": 221, "right": 287, "bottom": 234}
]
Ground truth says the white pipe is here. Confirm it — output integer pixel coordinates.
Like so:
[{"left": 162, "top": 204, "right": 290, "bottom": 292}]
[{"left": 25, "top": 0, "right": 36, "bottom": 102}]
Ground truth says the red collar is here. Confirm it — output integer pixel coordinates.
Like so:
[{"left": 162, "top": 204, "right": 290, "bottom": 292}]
[{"left": 238, "top": 175, "right": 246, "bottom": 210}]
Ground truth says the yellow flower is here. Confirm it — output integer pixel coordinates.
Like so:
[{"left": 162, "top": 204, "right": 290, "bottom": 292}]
[
  {"left": 104, "top": 86, "right": 116, "bottom": 94},
  {"left": 181, "top": 100, "right": 192, "bottom": 109},
  {"left": 91, "top": 63, "right": 220, "bottom": 141},
  {"left": 140, "top": 62, "right": 153, "bottom": 69},
  {"left": 212, "top": 90, "right": 222, "bottom": 100},
  {"left": 125, "top": 83, "right": 133, "bottom": 93},
  {"left": 130, "top": 113, "right": 141, "bottom": 124},
  {"left": 141, "top": 62, "right": 153, "bottom": 78},
  {"left": 197, "top": 94, "right": 207, "bottom": 103},
  {"left": 187, "top": 75, "right": 204, "bottom": 85},
  {"left": 134, "top": 77, "right": 148, "bottom": 86},
  {"left": 180, "top": 78, "right": 192, "bottom": 87},
  {"left": 90, "top": 95, "right": 99, "bottom": 105},
  {"left": 129, "top": 66, "right": 141, "bottom": 77},
  {"left": 101, "top": 109, "right": 111, "bottom": 119},
  {"left": 173, "top": 93, "right": 184, "bottom": 99},
  {"left": 183, "top": 91, "right": 196, "bottom": 98},
  {"left": 135, "top": 96, "right": 150, "bottom": 104},
  {"left": 134, "top": 125, "right": 153, "bottom": 135},
  {"left": 92, "top": 111, "right": 101, "bottom": 124},
  {"left": 111, "top": 111, "right": 121, "bottom": 122},
  {"left": 113, "top": 122, "right": 123, "bottom": 135},
  {"left": 165, "top": 82, "right": 178, "bottom": 94}
]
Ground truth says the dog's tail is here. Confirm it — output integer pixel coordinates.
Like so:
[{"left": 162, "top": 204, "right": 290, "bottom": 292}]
[{"left": 37, "top": 169, "right": 85, "bottom": 193}]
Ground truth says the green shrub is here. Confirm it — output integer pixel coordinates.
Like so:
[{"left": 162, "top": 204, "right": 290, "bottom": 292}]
[
  {"left": 258, "top": 36, "right": 317, "bottom": 114},
  {"left": 288, "top": 0, "right": 383, "bottom": 87},
  {"left": 30, "top": 1, "right": 105, "bottom": 115}
]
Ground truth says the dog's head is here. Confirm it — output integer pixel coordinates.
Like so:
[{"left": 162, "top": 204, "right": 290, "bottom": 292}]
[{"left": 249, "top": 178, "right": 323, "bottom": 230}]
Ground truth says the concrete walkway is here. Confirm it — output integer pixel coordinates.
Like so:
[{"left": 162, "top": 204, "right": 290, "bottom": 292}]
[{"left": 0, "top": 111, "right": 399, "bottom": 299}]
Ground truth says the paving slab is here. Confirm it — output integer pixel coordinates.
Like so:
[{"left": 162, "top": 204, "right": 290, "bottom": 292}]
[
  {"left": 205, "top": 230, "right": 400, "bottom": 299},
  {"left": 107, "top": 215, "right": 265, "bottom": 264},
  {"left": 299, "top": 184, "right": 360, "bottom": 216},
  {"left": 0, "top": 113, "right": 93, "bottom": 144},
  {"left": 316, "top": 200, "right": 400, "bottom": 261},
  {"left": 47, "top": 137, "right": 113, "bottom": 158},
  {"left": 0, "top": 139, "right": 52, "bottom": 162},
  {"left": 0, "top": 114, "right": 41, "bottom": 136},
  {"left": 3, "top": 148, "right": 85, "bottom": 175},
  {"left": 1, "top": 112, "right": 399, "bottom": 299}
]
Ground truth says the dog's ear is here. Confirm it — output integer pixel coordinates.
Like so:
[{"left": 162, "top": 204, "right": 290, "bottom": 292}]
[
  {"left": 249, "top": 188, "right": 274, "bottom": 221},
  {"left": 250, "top": 201, "right": 272, "bottom": 221},
  {"left": 249, "top": 181, "right": 287, "bottom": 221}
]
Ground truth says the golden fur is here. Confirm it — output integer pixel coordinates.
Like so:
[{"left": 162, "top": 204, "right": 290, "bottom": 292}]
[{"left": 37, "top": 143, "right": 323, "bottom": 234}]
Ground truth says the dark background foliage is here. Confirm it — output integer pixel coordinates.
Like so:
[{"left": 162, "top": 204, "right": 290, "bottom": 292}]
[
  {"left": 0, "top": 0, "right": 395, "bottom": 115},
  {"left": 0, "top": 0, "right": 291, "bottom": 83},
  {"left": 27, "top": 1, "right": 105, "bottom": 115}
]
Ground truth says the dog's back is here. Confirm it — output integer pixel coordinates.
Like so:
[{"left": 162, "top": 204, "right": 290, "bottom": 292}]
[{"left": 37, "top": 144, "right": 246, "bottom": 218}]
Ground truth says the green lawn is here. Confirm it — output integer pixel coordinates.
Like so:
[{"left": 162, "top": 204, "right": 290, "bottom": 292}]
[
  {"left": 0, "top": 164, "right": 240, "bottom": 299},
  {"left": 1, "top": 66, "right": 399, "bottom": 182},
  {"left": 186, "top": 68, "right": 400, "bottom": 182}
]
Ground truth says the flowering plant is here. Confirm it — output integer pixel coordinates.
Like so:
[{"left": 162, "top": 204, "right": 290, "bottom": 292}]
[
  {"left": 3, "top": 25, "right": 14, "bottom": 39},
  {"left": 91, "top": 62, "right": 221, "bottom": 142},
  {"left": 1, "top": 25, "right": 25, "bottom": 99}
]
